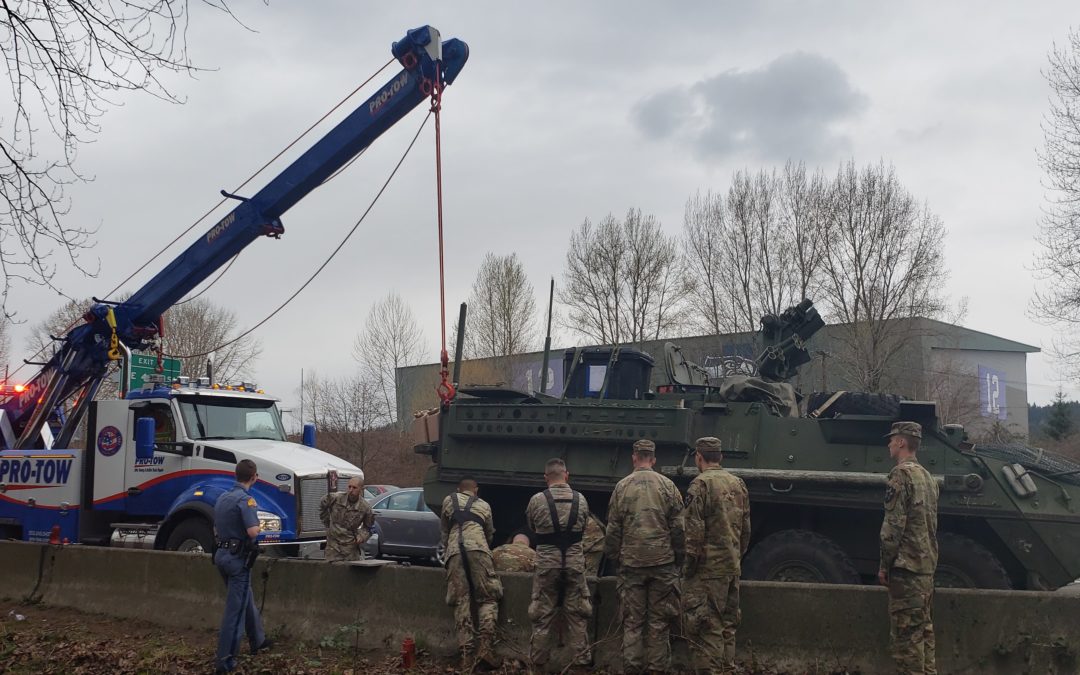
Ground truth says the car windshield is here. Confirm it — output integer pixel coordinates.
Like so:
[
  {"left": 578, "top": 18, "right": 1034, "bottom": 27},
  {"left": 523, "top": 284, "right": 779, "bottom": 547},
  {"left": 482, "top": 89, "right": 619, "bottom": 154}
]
[{"left": 176, "top": 395, "right": 287, "bottom": 441}]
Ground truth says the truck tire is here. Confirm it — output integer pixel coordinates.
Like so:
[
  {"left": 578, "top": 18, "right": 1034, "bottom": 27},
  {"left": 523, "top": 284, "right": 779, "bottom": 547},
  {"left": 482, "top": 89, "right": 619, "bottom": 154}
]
[
  {"left": 807, "top": 391, "right": 903, "bottom": 417},
  {"left": 742, "top": 529, "right": 861, "bottom": 584},
  {"left": 165, "top": 518, "right": 214, "bottom": 553},
  {"left": 935, "top": 533, "right": 1012, "bottom": 589}
]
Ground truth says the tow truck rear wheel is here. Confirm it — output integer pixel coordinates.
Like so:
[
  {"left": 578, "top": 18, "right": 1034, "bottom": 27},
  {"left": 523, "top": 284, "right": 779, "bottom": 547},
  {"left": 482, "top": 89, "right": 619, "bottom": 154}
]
[
  {"left": 166, "top": 518, "right": 214, "bottom": 553},
  {"left": 742, "top": 529, "right": 861, "bottom": 584}
]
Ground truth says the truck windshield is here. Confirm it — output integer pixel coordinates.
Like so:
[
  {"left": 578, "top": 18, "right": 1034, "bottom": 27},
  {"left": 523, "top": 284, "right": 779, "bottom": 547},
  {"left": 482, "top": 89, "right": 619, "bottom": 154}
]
[{"left": 176, "top": 396, "right": 287, "bottom": 442}]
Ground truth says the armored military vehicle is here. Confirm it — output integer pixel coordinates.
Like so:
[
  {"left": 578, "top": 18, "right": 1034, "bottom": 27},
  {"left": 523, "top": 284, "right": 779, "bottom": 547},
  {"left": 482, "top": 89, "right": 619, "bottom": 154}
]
[{"left": 415, "top": 300, "right": 1080, "bottom": 590}]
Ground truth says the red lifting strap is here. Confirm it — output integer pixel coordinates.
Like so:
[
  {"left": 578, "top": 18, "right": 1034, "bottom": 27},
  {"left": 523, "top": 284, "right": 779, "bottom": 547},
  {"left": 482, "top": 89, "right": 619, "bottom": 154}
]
[{"left": 431, "top": 66, "right": 455, "bottom": 405}]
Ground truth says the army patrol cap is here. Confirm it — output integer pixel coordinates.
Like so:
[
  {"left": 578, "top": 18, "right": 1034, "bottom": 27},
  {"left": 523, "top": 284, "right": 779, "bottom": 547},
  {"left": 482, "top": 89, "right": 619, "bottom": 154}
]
[
  {"left": 632, "top": 439, "right": 656, "bottom": 453},
  {"left": 695, "top": 437, "right": 722, "bottom": 452},
  {"left": 884, "top": 421, "right": 922, "bottom": 439}
]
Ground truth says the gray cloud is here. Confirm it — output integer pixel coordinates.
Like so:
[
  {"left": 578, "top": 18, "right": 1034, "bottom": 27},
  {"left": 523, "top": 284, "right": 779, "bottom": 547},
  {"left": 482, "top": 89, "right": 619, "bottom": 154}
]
[{"left": 632, "top": 52, "right": 867, "bottom": 162}]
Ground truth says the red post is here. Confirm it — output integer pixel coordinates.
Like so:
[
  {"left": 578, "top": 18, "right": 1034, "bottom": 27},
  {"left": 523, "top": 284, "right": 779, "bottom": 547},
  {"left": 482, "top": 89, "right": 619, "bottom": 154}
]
[{"left": 401, "top": 636, "right": 416, "bottom": 668}]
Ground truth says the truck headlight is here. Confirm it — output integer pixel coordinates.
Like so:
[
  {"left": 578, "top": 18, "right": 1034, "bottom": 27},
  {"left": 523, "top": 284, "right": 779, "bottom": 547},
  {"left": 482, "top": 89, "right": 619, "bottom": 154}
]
[{"left": 257, "top": 511, "right": 282, "bottom": 532}]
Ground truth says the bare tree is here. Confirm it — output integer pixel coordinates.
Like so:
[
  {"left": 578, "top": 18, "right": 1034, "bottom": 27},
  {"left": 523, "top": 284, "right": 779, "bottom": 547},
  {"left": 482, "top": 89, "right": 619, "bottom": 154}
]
[
  {"left": 353, "top": 292, "right": 426, "bottom": 427},
  {"left": 923, "top": 351, "right": 982, "bottom": 428},
  {"left": 464, "top": 252, "right": 537, "bottom": 358},
  {"left": 162, "top": 298, "right": 261, "bottom": 382},
  {"left": 681, "top": 162, "right": 829, "bottom": 335},
  {"left": 820, "top": 161, "right": 948, "bottom": 392},
  {"left": 298, "top": 370, "right": 386, "bottom": 470},
  {"left": 0, "top": 317, "right": 10, "bottom": 375},
  {"left": 0, "top": 1, "right": 244, "bottom": 315},
  {"left": 560, "top": 209, "right": 687, "bottom": 344},
  {"left": 1033, "top": 27, "right": 1080, "bottom": 376}
]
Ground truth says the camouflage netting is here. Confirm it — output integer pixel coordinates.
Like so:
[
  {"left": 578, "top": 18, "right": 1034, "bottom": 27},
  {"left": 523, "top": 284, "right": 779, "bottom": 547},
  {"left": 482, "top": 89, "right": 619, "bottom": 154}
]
[{"left": 975, "top": 443, "right": 1080, "bottom": 487}]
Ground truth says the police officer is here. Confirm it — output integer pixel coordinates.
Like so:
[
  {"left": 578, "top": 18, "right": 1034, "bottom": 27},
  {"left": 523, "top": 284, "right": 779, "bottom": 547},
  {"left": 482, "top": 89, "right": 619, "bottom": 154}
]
[
  {"left": 879, "top": 421, "right": 939, "bottom": 675},
  {"left": 604, "top": 439, "right": 685, "bottom": 674},
  {"left": 525, "top": 458, "right": 592, "bottom": 669},
  {"left": 213, "top": 458, "right": 270, "bottom": 673},
  {"left": 439, "top": 477, "right": 502, "bottom": 670},
  {"left": 682, "top": 436, "right": 751, "bottom": 674}
]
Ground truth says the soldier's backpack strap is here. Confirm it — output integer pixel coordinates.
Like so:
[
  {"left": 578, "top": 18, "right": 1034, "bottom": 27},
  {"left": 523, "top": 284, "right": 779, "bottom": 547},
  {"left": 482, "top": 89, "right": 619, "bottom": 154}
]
[
  {"left": 535, "top": 490, "right": 584, "bottom": 557},
  {"left": 450, "top": 493, "right": 479, "bottom": 605},
  {"left": 450, "top": 493, "right": 486, "bottom": 527}
]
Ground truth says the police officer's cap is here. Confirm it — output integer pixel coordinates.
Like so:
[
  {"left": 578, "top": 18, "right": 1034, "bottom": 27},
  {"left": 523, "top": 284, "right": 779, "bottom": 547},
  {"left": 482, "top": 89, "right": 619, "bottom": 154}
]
[
  {"left": 632, "top": 439, "right": 656, "bottom": 453},
  {"left": 884, "top": 421, "right": 922, "bottom": 439}
]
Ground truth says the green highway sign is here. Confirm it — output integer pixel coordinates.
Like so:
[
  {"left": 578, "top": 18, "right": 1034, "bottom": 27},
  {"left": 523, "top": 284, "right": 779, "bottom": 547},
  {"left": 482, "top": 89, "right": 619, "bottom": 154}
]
[{"left": 128, "top": 352, "right": 182, "bottom": 391}]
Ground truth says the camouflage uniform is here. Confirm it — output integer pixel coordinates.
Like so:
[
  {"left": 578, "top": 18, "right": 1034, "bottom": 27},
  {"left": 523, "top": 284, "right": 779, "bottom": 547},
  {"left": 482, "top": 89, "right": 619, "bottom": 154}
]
[
  {"left": 526, "top": 482, "right": 592, "bottom": 667},
  {"left": 582, "top": 513, "right": 606, "bottom": 577},
  {"left": 492, "top": 541, "right": 537, "bottom": 573},
  {"left": 440, "top": 491, "right": 502, "bottom": 665},
  {"left": 682, "top": 438, "right": 751, "bottom": 674},
  {"left": 604, "top": 450, "right": 685, "bottom": 673},
  {"left": 880, "top": 422, "right": 939, "bottom": 675},
  {"left": 318, "top": 491, "right": 375, "bottom": 562}
]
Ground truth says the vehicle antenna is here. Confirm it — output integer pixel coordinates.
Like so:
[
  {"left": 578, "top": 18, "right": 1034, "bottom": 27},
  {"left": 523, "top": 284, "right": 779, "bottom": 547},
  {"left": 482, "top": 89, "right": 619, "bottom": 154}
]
[
  {"left": 539, "top": 277, "right": 555, "bottom": 394},
  {"left": 452, "top": 302, "right": 467, "bottom": 389}
]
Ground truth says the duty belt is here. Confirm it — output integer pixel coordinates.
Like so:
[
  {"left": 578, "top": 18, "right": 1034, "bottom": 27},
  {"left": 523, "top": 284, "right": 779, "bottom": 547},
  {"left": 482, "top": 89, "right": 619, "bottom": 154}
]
[{"left": 215, "top": 537, "right": 249, "bottom": 554}]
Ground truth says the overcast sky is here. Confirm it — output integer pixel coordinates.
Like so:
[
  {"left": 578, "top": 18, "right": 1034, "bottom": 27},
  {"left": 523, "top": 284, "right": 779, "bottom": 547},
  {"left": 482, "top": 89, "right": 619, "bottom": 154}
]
[{"left": 7, "top": 2, "right": 1080, "bottom": 425}]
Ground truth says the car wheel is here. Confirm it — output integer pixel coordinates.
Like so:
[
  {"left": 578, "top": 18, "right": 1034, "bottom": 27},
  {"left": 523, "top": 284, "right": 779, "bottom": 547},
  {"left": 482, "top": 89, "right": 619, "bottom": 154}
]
[
  {"left": 433, "top": 541, "right": 446, "bottom": 566},
  {"left": 165, "top": 518, "right": 214, "bottom": 553}
]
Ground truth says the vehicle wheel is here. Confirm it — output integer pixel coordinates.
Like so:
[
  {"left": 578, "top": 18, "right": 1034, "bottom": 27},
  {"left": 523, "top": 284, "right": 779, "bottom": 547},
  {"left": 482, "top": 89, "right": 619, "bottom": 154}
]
[
  {"left": 433, "top": 541, "right": 446, "bottom": 566},
  {"left": 742, "top": 530, "right": 861, "bottom": 584},
  {"left": 935, "top": 533, "right": 1012, "bottom": 589},
  {"left": 807, "top": 391, "right": 903, "bottom": 417},
  {"left": 165, "top": 518, "right": 214, "bottom": 553}
]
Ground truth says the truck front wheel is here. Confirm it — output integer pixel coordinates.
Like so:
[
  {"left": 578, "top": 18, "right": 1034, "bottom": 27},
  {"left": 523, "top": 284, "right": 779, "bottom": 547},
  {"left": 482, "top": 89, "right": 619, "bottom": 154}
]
[{"left": 165, "top": 518, "right": 214, "bottom": 553}]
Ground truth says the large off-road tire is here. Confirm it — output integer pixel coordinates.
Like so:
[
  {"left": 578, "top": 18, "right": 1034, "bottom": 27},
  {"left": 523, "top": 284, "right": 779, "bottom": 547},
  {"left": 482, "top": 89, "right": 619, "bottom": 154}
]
[
  {"left": 742, "top": 529, "right": 861, "bottom": 584},
  {"left": 165, "top": 518, "right": 214, "bottom": 553},
  {"left": 807, "top": 391, "right": 903, "bottom": 417},
  {"left": 935, "top": 533, "right": 1012, "bottom": 589}
]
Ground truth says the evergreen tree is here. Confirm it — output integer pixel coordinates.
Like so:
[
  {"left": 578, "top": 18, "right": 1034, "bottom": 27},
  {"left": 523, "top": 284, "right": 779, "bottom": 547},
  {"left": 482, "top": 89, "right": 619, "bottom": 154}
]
[{"left": 1044, "top": 389, "right": 1076, "bottom": 441}]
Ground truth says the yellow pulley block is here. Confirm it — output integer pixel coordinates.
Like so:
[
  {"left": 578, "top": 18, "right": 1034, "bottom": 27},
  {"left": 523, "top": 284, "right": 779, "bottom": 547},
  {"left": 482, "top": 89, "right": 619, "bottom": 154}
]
[{"left": 105, "top": 307, "right": 121, "bottom": 361}]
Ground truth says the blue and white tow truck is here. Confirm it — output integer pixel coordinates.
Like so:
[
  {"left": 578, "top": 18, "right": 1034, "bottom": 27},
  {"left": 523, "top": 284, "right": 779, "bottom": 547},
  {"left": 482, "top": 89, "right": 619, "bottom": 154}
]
[{"left": 0, "top": 25, "right": 468, "bottom": 553}]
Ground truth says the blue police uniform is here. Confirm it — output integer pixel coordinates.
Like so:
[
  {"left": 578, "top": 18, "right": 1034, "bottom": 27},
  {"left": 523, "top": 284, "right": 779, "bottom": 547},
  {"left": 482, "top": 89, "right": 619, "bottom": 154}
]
[{"left": 213, "top": 482, "right": 267, "bottom": 672}]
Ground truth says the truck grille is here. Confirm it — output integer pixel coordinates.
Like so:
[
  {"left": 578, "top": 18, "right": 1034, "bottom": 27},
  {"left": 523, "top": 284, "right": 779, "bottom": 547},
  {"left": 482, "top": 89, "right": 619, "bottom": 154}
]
[
  {"left": 298, "top": 476, "right": 328, "bottom": 537},
  {"left": 297, "top": 473, "right": 358, "bottom": 537}
]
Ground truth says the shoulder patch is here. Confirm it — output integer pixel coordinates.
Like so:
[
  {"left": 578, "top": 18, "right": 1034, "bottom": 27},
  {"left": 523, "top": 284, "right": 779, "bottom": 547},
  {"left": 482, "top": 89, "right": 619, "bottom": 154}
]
[{"left": 247, "top": 497, "right": 257, "bottom": 508}]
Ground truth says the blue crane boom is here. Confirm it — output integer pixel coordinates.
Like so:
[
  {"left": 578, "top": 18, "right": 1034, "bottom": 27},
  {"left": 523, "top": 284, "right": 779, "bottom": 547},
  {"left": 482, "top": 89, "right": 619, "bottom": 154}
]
[{"left": 0, "top": 26, "right": 467, "bottom": 450}]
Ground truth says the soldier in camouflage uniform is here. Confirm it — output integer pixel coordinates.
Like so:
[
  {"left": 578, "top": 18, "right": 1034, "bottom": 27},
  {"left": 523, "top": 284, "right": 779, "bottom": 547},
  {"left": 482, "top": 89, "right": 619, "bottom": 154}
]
[
  {"left": 526, "top": 458, "right": 593, "bottom": 669},
  {"left": 879, "top": 421, "right": 939, "bottom": 675},
  {"left": 440, "top": 478, "right": 503, "bottom": 669},
  {"left": 604, "top": 439, "right": 685, "bottom": 673},
  {"left": 318, "top": 476, "right": 375, "bottom": 562},
  {"left": 682, "top": 437, "right": 750, "bottom": 674},
  {"left": 582, "top": 513, "right": 606, "bottom": 577},
  {"left": 492, "top": 534, "right": 537, "bottom": 573}
]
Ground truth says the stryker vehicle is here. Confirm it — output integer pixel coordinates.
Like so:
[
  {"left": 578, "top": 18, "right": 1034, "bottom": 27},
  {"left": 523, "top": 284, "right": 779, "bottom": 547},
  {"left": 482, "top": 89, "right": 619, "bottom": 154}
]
[{"left": 417, "top": 300, "right": 1080, "bottom": 590}]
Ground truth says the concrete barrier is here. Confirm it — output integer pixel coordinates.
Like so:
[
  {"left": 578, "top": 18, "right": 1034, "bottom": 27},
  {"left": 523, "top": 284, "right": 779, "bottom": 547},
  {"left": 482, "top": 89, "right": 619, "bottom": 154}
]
[{"left": 1, "top": 541, "right": 1078, "bottom": 673}]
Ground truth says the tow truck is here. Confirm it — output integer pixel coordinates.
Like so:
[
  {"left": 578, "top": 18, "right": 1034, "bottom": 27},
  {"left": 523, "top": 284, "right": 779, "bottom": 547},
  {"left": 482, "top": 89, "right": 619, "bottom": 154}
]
[{"left": 0, "top": 25, "right": 468, "bottom": 554}]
